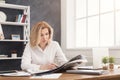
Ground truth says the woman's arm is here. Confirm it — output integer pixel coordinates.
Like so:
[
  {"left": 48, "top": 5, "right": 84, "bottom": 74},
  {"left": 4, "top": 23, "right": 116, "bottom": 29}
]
[
  {"left": 21, "top": 43, "right": 40, "bottom": 72},
  {"left": 55, "top": 42, "right": 68, "bottom": 66}
]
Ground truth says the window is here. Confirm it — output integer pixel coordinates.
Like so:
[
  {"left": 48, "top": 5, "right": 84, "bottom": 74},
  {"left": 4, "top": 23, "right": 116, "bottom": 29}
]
[{"left": 62, "top": 0, "right": 120, "bottom": 49}]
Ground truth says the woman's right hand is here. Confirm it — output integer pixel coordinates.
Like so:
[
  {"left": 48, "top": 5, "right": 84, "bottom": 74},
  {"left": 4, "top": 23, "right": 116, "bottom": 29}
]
[{"left": 40, "top": 63, "right": 58, "bottom": 70}]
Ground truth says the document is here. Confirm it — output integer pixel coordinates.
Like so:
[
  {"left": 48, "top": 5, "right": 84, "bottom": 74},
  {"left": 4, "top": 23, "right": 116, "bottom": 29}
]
[
  {"left": 0, "top": 71, "right": 31, "bottom": 76},
  {"left": 30, "top": 73, "right": 62, "bottom": 79}
]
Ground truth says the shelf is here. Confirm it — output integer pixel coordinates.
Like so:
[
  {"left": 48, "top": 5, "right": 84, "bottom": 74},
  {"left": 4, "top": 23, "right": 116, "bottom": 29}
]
[
  {"left": 0, "top": 3, "right": 29, "bottom": 10},
  {"left": 0, "top": 39, "right": 29, "bottom": 42},
  {"left": 0, "top": 57, "right": 22, "bottom": 60},
  {"left": 0, "top": 3, "right": 30, "bottom": 65},
  {"left": 0, "top": 21, "right": 28, "bottom": 26}
]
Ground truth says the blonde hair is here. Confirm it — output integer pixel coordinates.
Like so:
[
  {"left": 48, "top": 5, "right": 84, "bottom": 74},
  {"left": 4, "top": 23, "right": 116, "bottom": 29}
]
[{"left": 30, "top": 21, "right": 53, "bottom": 47}]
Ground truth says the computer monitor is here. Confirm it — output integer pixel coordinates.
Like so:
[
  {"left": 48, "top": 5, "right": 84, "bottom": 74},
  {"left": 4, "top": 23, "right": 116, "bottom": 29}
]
[{"left": 92, "top": 48, "right": 109, "bottom": 69}]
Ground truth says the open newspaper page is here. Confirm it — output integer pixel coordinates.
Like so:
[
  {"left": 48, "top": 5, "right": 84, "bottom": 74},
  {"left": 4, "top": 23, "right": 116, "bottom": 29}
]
[{"left": 32, "top": 55, "right": 87, "bottom": 76}]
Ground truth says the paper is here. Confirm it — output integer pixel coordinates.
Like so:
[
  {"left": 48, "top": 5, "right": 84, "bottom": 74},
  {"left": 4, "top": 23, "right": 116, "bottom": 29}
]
[
  {"left": 0, "top": 71, "right": 31, "bottom": 76},
  {"left": 26, "top": 69, "right": 49, "bottom": 74},
  {"left": 30, "top": 73, "right": 62, "bottom": 79}
]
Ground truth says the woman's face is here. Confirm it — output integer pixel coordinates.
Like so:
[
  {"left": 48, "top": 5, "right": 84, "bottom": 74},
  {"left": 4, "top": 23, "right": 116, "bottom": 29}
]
[{"left": 40, "top": 28, "right": 50, "bottom": 45}]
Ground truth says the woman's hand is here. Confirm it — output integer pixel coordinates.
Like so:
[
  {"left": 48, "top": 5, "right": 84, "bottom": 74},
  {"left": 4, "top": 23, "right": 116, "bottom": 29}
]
[{"left": 40, "top": 63, "right": 58, "bottom": 70}]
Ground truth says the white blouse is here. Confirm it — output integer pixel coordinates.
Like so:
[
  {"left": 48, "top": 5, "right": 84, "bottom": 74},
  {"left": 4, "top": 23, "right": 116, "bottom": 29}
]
[{"left": 21, "top": 41, "right": 67, "bottom": 71}]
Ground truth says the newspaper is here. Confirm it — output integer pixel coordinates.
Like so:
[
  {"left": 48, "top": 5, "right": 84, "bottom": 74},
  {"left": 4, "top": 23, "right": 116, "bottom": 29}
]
[{"left": 32, "top": 55, "right": 87, "bottom": 76}]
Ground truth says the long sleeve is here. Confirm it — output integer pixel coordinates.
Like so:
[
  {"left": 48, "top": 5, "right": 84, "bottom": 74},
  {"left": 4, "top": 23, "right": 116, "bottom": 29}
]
[
  {"left": 54, "top": 42, "right": 68, "bottom": 65},
  {"left": 21, "top": 43, "right": 40, "bottom": 72}
]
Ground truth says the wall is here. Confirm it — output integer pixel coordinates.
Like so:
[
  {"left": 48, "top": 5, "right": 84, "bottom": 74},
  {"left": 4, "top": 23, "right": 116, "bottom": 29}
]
[{"left": 6, "top": 0, "right": 61, "bottom": 43}]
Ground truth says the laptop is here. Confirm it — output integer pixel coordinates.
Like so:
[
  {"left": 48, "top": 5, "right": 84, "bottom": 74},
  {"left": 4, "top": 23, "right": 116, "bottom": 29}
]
[
  {"left": 74, "top": 48, "right": 109, "bottom": 70},
  {"left": 92, "top": 47, "right": 109, "bottom": 69}
]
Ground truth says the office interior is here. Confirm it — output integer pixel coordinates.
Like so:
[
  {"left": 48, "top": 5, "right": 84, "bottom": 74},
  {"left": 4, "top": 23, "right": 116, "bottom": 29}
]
[{"left": 0, "top": 0, "right": 120, "bottom": 71}]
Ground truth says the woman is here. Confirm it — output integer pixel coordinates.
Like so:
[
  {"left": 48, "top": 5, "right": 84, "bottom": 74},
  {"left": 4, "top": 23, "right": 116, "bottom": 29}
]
[{"left": 21, "top": 21, "right": 67, "bottom": 72}]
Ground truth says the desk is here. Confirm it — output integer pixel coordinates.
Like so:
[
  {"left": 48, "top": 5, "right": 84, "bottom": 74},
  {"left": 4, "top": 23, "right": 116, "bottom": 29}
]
[{"left": 1, "top": 69, "right": 120, "bottom": 80}]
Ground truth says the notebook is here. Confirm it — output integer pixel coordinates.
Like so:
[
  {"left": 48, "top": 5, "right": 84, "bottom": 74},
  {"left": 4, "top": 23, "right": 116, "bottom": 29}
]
[{"left": 77, "top": 66, "right": 102, "bottom": 70}]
